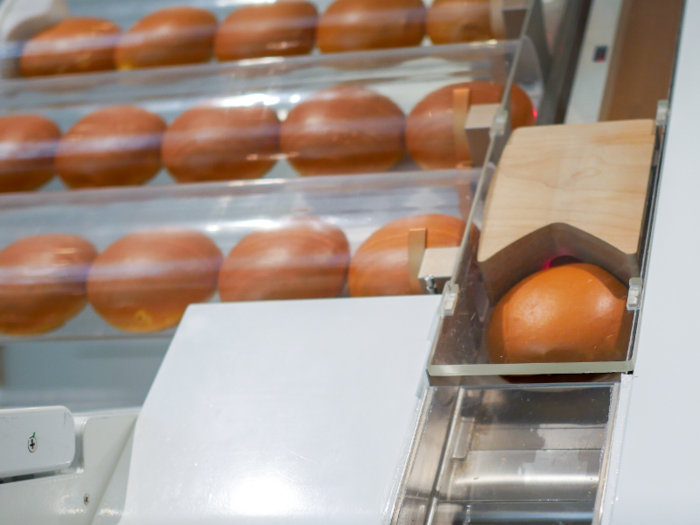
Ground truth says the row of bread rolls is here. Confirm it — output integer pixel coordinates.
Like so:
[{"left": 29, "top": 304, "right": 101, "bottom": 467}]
[
  {"left": 0, "top": 81, "right": 534, "bottom": 192},
  {"left": 20, "top": 0, "right": 496, "bottom": 77},
  {"left": 0, "top": 214, "right": 466, "bottom": 336}
]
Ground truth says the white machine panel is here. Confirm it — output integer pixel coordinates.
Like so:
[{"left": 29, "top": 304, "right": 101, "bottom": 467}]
[
  {"left": 0, "top": 406, "right": 75, "bottom": 478},
  {"left": 603, "top": 1, "right": 700, "bottom": 522},
  {"left": 565, "top": 0, "right": 625, "bottom": 124},
  {"left": 118, "top": 295, "right": 441, "bottom": 525}
]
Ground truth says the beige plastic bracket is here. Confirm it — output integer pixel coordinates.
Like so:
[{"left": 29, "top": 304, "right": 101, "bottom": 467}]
[
  {"left": 408, "top": 228, "right": 427, "bottom": 295},
  {"left": 453, "top": 88, "right": 472, "bottom": 168},
  {"left": 418, "top": 247, "right": 461, "bottom": 294},
  {"left": 465, "top": 103, "right": 501, "bottom": 167}
]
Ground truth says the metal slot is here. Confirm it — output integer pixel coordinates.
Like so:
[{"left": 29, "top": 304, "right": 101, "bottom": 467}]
[
  {"left": 446, "top": 448, "right": 602, "bottom": 502},
  {"left": 394, "top": 384, "right": 615, "bottom": 525}
]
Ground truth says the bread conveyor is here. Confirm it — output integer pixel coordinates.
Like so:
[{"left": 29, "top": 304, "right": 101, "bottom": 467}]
[{"left": 1, "top": 0, "right": 694, "bottom": 523}]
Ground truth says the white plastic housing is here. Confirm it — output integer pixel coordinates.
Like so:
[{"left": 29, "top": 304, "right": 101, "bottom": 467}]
[{"left": 0, "top": 406, "right": 75, "bottom": 478}]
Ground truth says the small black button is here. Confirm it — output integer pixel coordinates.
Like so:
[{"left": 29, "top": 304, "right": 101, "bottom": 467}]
[{"left": 594, "top": 46, "right": 608, "bottom": 62}]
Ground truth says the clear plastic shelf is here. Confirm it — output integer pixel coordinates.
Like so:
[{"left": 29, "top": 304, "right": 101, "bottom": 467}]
[
  {"left": 0, "top": 40, "right": 542, "bottom": 192},
  {"left": 0, "top": 169, "right": 476, "bottom": 343}
]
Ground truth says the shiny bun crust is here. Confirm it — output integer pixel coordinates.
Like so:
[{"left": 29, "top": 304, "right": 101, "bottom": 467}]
[
  {"left": 317, "top": 0, "right": 425, "bottom": 53},
  {"left": 218, "top": 218, "right": 350, "bottom": 301},
  {"left": 280, "top": 86, "right": 405, "bottom": 176},
  {"left": 487, "top": 263, "right": 631, "bottom": 364},
  {"left": 406, "top": 81, "right": 534, "bottom": 170},
  {"left": 55, "top": 105, "right": 166, "bottom": 188},
  {"left": 215, "top": 1, "right": 318, "bottom": 61},
  {"left": 87, "top": 229, "right": 222, "bottom": 333},
  {"left": 115, "top": 7, "right": 218, "bottom": 70},
  {"left": 348, "top": 214, "right": 465, "bottom": 297},
  {"left": 509, "top": 82, "right": 536, "bottom": 130},
  {"left": 0, "top": 234, "right": 97, "bottom": 335},
  {"left": 20, "top": 18, "right": 121, "bottom": 77},
  {"left": 427, "top": 0, "right": 493, "bottom": 44},
  {"left": 0, "top": 114, "right": 61, "bottom": 192},
  {"left": 162, "top": 104, "right": 281, "bottom": 183}
]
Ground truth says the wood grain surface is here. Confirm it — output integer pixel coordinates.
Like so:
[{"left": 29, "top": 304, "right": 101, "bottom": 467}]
[{"left": 477, "top": 119, "right": 655, "bottom": 301}]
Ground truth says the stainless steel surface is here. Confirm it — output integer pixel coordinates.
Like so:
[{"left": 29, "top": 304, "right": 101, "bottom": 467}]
[
  {"left": 447, "top": 449, "right": 601, "bottom": 501},
  {"left": 393, "top": 388, "right": 460, "bottom": 525},
  {"left": 592, "top": 376, "right": 627, "bottom": 525},
  {"left": 395, "top": 384, "right": 615, "bottom": 525},
  {"left": 431, "top": 501, "right": 596, "bottom": 524}
]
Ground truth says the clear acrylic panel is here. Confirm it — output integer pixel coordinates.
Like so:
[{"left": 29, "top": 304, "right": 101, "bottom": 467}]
[
  {"left": 427, "top": 117, "right": 664, "bottom": 377},
  {"left": 0, "top": 0, "right": 560, "bottom": 79},
  {"left": 0, "top": 169, "right": 476, "bottom": 343},
  {"left": 0, "top": 40, "right": 544, "bottom": 193}
]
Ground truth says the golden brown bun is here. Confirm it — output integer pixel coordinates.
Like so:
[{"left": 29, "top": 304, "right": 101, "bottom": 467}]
[
  {"left": 348, "top": 214, "right": 465, "bottom": 297},
  {"left": 20, "top": 17, "right": 121, "bottom": 77},
  {"left": 427, "top": 0, "right": 493, "bottom": 44},
  {"left": 115, "top": 7, "right": 217, "bottom": 70},
  {"left": 219, "top": 218, "right": 350, "bottom": 301},
  {"left": 55, "top": 105, "right": 166, "bottom": 189},
  {"left": 162, "top": 104, "right": 280, "bottom": 183},
  {"left": 509, "top": 82, "right": 536, "bottom": 130},
  {"left": 487, "top": 263, "right": 631, "bottom": 364},
  {"left": 406, "top": 81, "right": 534, "bottom": 170},
  {"left": 0, "top": 234, "right": 97, "bottom": 335},
  {"left": 0, "top": 114, "right": 61, "bottom": 192},
  {"left": 87, "top": 229, "right": 222, "bottom": 333},
  {"left": 281, "top": 86, "right": 404, "bottom": 176},
  {"left": 214, "top": 1, "right": 318, "bottom": 61},
  {"left": 317, "top": 0, "right": 425, "bottom": 53}
]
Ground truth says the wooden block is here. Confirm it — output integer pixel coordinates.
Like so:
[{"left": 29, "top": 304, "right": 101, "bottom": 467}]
[
  {"left": 453, "top": 88, "right": 472, "bottom": 167},
  {"left": 477, "top": 119, "right": 656, "bottom": 302}
]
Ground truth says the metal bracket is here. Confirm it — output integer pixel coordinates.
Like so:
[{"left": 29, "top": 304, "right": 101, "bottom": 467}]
[
  {"left": 418, "top": 247, "right": 461, "bottom": 294},
  {"left": 627, "top": 278, "right": 643, "bottom": 311}
]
